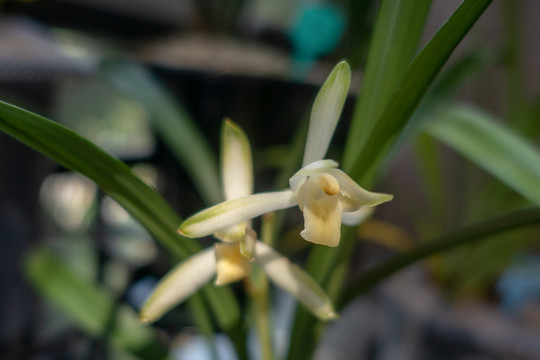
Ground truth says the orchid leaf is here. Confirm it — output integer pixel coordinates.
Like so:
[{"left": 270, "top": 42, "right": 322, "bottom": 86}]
[
  {"left": 346, "top": 0, "right": 493, "bottom": 181},
  {"left": 0, "top": 101, "right": 191, "bottom": 257},
  {"left": 24, "top": 248, "right": 166, "bottom": 359},
  {"left": 339, "top": 207, "right": 540, "bottom": 307},
  {"left": 0, "top": 100, "right": 240, "bottom": 332},
  {"left": 101, "top": 60, "right": 222, "bottom": 205},
  {"left": 343, "top": 0, "right": 432, "bottom": 172},
  {"left": 426, "top": 105, "right": 540, "bottom": 205}
]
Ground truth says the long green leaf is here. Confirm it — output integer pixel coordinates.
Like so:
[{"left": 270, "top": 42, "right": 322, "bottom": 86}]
[
  {"left": 339, "top": 207, "right": 540, "bottom": 307},
  {"left": 25, "top": 248, "right": 167, "bottom": 360},
  {"left": 0, "top": 100, "right": 239, "bottom": 331},
  {"left": 101, "top": 60, "right": 222, "bottom": 205},
  {"left": 426, "top": 105, "right": 540, "bottom": 205},
  {"left": 343, "top": 0, "right": 432, "bottom": 171},
  {"left": 347, "top": 0, "right": 493, "bottom": 180},
  {"left": 0, "top": 100, "right": 191, "bottom": 256}
]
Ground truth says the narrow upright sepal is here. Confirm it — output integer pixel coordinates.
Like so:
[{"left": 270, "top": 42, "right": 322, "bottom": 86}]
[{"left": 303, "top": 61, "right": 351, "bottom": 166}]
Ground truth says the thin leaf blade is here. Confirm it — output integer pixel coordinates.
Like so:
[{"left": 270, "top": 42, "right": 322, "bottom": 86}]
[
  {"left": 343, "top": 0, "right": 432, "bottom": 171},
  {"left": 347, "top": 0, "right": 493, "bottom": 180},
  {"left": 340, "top": 207, "right": 540, "bottom": 307},
  {"left": 24, "top": 248, "right": 166, "bottom": 359},
  {"left": 0, "top": 100, "right": 240, "bottom": 331},
  {"left": 426, "top": 105, "right": 540, "bottom": 205},
  {"left": 101, "top": 61, "right": 222, "bottom": 205}
]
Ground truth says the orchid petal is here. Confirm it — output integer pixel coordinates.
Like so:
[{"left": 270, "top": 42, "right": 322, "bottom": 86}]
[
  {"left": 327, "top": 169, "right": 393, "bottom": 211},
  {"left": 214, "top": 242, "right": 252, "bottom": 286},
  {"left": 254, "top": 241, "right": 338, "bottom": 321},
  {"left": 222, "top": 119, "right": 253, "bottom": 200},
  {"left": 289, "top": 159, "right": 339, "bottom": 194},
  {"left": 239, "top": 226, "right": 256, "bottom": 261},
  {"left": 303, "top": 61, "right": 351, "bottom": 166},
  {"left": 139, "top": 247, "right": 215, "bottom": 323},
  {"left": 295, "top": 178, "right": 343, "bottom": 247},
  {"left": 341, "top": 207, "right": 373, "bottom": 226},
  {"left": 179, "top": 190, "right": 297, "bottom": 238},
  {"left": 214, "top": 223, "right": 247, "bottom": 243}
]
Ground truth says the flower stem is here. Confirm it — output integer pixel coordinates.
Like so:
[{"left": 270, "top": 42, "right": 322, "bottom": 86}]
[{"left": 248, "top": 212, "right": 277, "bottom": 360}]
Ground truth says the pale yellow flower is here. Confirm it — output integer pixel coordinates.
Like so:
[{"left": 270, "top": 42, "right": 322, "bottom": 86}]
[
  {"left": 140, "top": 120, "right": 337, "bottom": 323},
  {"left": 179, "top": 61, "right": 392, "bottom": 247}
]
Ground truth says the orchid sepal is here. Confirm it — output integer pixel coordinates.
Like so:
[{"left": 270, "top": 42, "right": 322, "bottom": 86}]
[
  {"left": 139, "top": 247, "right": 216, "bottom": 324},
  {"left": 222, "top": 119, "right": 253, "bottom": 200},
  {"left": 303, "top": 61, "right": 351, "bottom": 166},
  {"left": 179, "top": 190, "right": 297, "bottom": 238},
  {"left": 254, "top": 241, "right": 338, "bottom": 321}
]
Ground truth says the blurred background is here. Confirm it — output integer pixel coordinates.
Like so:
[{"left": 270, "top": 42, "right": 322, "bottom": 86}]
[{"left": 1, "top": 0, "right": 540, "bottom": 359}]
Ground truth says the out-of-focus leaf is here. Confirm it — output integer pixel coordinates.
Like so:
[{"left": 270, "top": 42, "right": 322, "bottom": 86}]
[
  {"left": 24, "top": 248, "right": 167, "bottom": 360},
  {"left": 343, "top": 0, "right": 432, "bottom": 172},
  {"left": 0, "top": 100, "right": 191, "bottom": 257},
  {"left": 0, "top": 100, "right": 240, "bottom": 331},
  {"left": 393, "top": 49, "right": 495, "bottom": 157},
  {"left": 339, "top": 207, "right": 540, "bottom": 307},
  {"left": 426, "top": 105, "right": 540, "bottom": 205},
  {"left": 101, "top": 60, "right": 222, "bottom": 205},
  {"left": 346, "top": 0, "right": 493, "bottom": 181}
]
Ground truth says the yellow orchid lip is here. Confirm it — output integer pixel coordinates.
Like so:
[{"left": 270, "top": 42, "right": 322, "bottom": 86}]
[
  {"left": 289, "top": 161, "right": 393, "bottom": 247},
  {"left": 214, "top": 242, "right": 252, "bottom": 286}
]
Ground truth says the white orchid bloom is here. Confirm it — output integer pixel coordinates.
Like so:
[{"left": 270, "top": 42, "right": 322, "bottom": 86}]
[
  {"left": 179, "top": 61, "right": 392, "bottom": 248},
  {"left": 140, "top": 120, "right": 337, "bottom": 323}
]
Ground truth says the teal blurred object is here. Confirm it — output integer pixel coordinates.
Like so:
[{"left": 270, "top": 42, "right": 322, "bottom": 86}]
[
  {"left": 290, "top": 3, "right": 346, "bottom": 77},
  {"left": 496, "top": 254, "right": 540, "bottom": 315}
]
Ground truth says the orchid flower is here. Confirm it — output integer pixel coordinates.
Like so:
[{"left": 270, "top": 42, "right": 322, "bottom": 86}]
[
  {"left": 179, "top": 61, "right": 393, "bottom": 247},
  {"left": 140, "top": 120, "right": 337, "bottom": 323}
]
